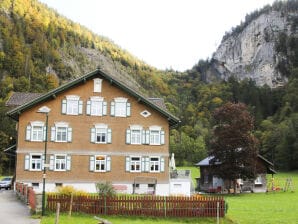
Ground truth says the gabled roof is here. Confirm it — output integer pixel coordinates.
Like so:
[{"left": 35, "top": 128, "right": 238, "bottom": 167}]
[
  {"left": 6, "top": 68, "right": 180, "bottom": 128},
  {"left": 196, "top": 154, "right": 277, "bottom": 174}
]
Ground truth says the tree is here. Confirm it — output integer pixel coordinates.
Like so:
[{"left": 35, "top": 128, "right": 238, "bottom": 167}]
[{"left": 210, "top": 102, "right": 258, "bottom": 192}]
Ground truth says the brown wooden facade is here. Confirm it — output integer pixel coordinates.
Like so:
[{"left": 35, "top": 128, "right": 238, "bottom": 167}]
[{"left": 7, "top": 69, "right": 180, "bottom": 195}]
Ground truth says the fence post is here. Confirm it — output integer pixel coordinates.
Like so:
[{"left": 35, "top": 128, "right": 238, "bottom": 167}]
[
  {"left": 164, "top": 196, "right": 167, "bottom": 217},
  {"left": 68, "top": 193, "right": 73, "bottom": 217},
  {"left": 55, "top": 203, "right": 60, "bottom": 224},
  {"left": 104, "top": 195, "right": 107, "bottom": 215},
  {"left": 216, "top": 201, "right": 219, "bottom": 224}
]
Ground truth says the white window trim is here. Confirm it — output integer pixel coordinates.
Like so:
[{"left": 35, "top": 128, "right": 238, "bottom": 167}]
[
  {"left": 112, "top": 97, "right": 130, "bottom": 117},
  {"left": 90, "top": 96, "right": 104, "bottom": 116},
  {"left": 95, "top": 124, "right": 108, "bottom": 144},
  {"left": 93, "top": 78, "right": 102, "bottom": 93},
  {"left": 149, "top": 126, "right": 162, "bottom": 145},
  {"left": 54, "top": 154, "right": 67, "bottom": 171},
  {"left": 55, "top": 122, "right": 69, "bottom": 142},
  {"left": 149, "top": 156, "right": 160, "bottom": 173},
  {"left": 130, "top": 125, "right": 143, "bottom": 145},
  {"left": 30, "top": 121, "right": 45, "bottom": 142},
  {"left": 29, "top": 153, "right": 43, "bottom": 171},
  {"left": 63, "top": 95, "right": 82, "bottom": 115},
  {"left": 94, "top": 155, "right": 107, "bottom": 172},
  {"left": 130, "top": 156, "right": 141, "bottom": 173}
]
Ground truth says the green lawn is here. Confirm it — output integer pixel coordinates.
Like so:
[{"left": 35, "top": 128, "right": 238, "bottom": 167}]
[{"left": 39, "top": 170, "right": 298, "bottom": 224}]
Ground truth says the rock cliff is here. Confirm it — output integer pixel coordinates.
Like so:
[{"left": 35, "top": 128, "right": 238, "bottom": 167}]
[{"left": 209, "top": 10, "right": 293, "bottom": 87}]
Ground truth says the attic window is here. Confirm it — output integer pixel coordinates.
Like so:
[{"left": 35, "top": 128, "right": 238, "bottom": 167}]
[
  {"left": 94, "top": 78, "right": 102, "bottom": 93},
  {"left": 140, "top": 110, "right": 151, "bottom": 118}
]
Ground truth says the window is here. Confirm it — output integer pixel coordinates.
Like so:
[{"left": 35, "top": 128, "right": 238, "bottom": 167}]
[
  {"left": 255, "top": 175, "right": 262, "bottom": 185},
  {"left": 150, "top": 157, "right": 160, "bottom": 172},
  {"left": 51, "top": 122, "right": 72, "bottom": 142},
  {"left": 89, "top": 155, "right": 111, "bottom": 172},
  {"left": 93, "top": 78, "right": 102, "bottom": 92},
  {"left": 49, "top": 154, "right": 71, "bottom": 171},
  {"left": 55, "top": 155, "right": 66, "bottom": 171},
  {"left": 90, "top": 124, "right": 112, "bottom": 144},
  {"left": 55, "top": 183, "right": 63, "bottom": 187},
  {"left": 26, "top": 121, "right": 45, "bottom": 142},
  {"left": 130, "top": 157, "right": 141, "bottom": 172},
  {"left": 111, "top": 97, "right": 131, "bottom": 117},
  {"left": 126, "top": 156, "right": 165, "bottom": 173},
  {"left": 149, "top": 126, "right": 165, "bottom": 145},
  {"left": 61, "top": 95, "right": 83, "bottom": 115},
  {"left": 24, "top": 154, "right": 43, "bottom": 171},
  {"left": 126, "top": 125, "right": 145, "bottom": 144},
  {"left": 95, "top": 155, "right": 106, "bottom": 171},
  {"left": 32, "top": 183, "right": 39, "bottom": 188},
  {"left": 86, "top": 97, "right": 107, "bottom": 116}
]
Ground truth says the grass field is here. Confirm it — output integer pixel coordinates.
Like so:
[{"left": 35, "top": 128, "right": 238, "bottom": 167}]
[{"left": 39, "top": 170, "right": 298, "bottom": 224}]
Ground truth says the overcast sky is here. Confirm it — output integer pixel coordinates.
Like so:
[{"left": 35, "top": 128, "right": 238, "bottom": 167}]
[{"left": 39, "top": 0, "right": 276, "bottom": 71}]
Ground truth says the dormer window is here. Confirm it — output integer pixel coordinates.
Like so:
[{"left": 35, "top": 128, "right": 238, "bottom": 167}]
[
  {"left": 61, "top": 95, "right": 83, "bottom": 115},
  {"left": 94, "top": 78, "right": 102, "bottom": 93}
]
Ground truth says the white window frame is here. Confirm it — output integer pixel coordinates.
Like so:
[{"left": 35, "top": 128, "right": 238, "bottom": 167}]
[
  {"left": 30, "top": 121, "right": 45, "bottom": 142},
  {"left": 62, "top": 95, "right": 83, "bottom": 115},
  {"left": 149, "top": 157, "right": 160, "bottom": 172},
  {"left": 91, "top": 124, "right": 112, "bottom": 144},
  {"left": 93, "top": 78, "right": 102, "bottom": 93},
  {"left": 54, "top": 154, "right": 67, "bottom": 171},
  {"left": 87, "top": 96, "right": 107, "bottom": 116},
  {"left": 111, "top": 97, "right": 131, "bottom": 117},
  {"left": 51, "top": 122, "right": 72, "bottom": 143},
  {"left": 89, "top": 155, "right": 111, "bottom": 172},
  {"left": 149, "top": 126, "right": 164, "bottom": 145},
  {"left": 255, "top": 175, "right": 263, "bottom": 185},
  {"left": 130, "top": 125, "right": 142, "bottom": 145},
  {"left": 130, "top": 156, "right": 141, "bottom": 172},
  {"left": 30, "top": 153, "right": 42, "bottom": 171},
  {"left": 94, "top": 155, "right": 107, "bottom": 172}
]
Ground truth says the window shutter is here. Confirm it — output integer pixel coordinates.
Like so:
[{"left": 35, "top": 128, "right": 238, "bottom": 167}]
[
  {"left": 50, "top": 126, "right": 56, "bottom": 142},
  {"left": 126, "top": 102, "right": 131, "bottom": 116},
  {"left": 43, "top": 126, "right": 47, "bottom": 141},
  {"left": 25, "top": 125, "right": 31, "bottom": 141},
  {"left": 126, "top": 129, "right": 131, "bottom": 144},
  {"left": 78, "top": 100, "right": 83, "bottom": 114},
  {"left": 106, "top": 156, "right": 111, "bottom": 172},
  {"left": 145, "top": 130, "right": 150, "bottom": 145},
  {"left": 90, "top": 128, "right": 96, "bottom": 143},
  {"left": 142, "top": 130, "right": 146, "bottom": 144},
  {"left": 125, "top": 157, "right": 130, "bottom": 172},
  {"left": 67, "top": 127, "right": 72, "bottom": 142},
  {"left": 110, "top": 101, "right": 115, "bottom": 116},
  {"left": 49, "top": 155, "right": 54, "bottom": 170},
  {"left": 103, "top": 101, "right": 107, "bottom": 115},
  {"left": 160, "top": 130, "right": 165, "bottom": 145},
  {"left": 145, "top": 157, "right": 150, "bottom": 172},
  {"left": 107, "top": 128, "right": 112, "bottom": 143},
  {"left": 62, "top": 99, "right": 67, "bottom": 114},
  {"left": 160, "top": 157, "right": 165, "bottom": 172},
  {"left": 66, "top": 155, "right": 71, "bottom": 171},
  {"left": 24, "top": 155, "right": 30, "bottom": 170},
  {"left": 141, "top": 157, "right": 145, "bottom": 172},
  {"left": 89, "top": 156, "right": 95, "bottom": 171},
  {"left": 86, "top": 100, "right": 91, "bottom": 115}
]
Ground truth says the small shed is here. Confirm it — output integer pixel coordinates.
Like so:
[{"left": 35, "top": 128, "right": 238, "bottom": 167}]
[{"left": 196, "top": 154, "right": 277, "bottom": 193}]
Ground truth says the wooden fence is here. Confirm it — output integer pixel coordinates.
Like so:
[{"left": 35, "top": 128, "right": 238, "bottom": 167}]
[{"left": 47, "top": 194, "right": 226, "bottom": 217}]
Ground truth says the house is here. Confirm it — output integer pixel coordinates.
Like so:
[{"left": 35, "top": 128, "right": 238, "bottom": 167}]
[
  {"left": 6, "top": 68, "right": 180, "bottom": 196},
  {"left": 196, "top": 155, "right": 276, "bottom": 193}
]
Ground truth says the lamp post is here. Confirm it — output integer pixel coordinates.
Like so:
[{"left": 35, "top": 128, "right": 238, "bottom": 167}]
[{"left": 37, "top": 106, "right": 51, "bottom": 216}]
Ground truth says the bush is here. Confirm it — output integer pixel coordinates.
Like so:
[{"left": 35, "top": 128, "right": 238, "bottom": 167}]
[{"left": 95, "top": 182, "right": 116, "bottom": 196}]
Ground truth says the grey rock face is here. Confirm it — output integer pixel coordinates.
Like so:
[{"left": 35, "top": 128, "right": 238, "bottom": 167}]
[{"left": 211, "top": 11, "right": 290, "bottom": 87}]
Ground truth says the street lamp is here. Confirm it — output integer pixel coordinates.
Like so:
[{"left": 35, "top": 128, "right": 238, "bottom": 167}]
[{"left": 37, "top": 106, "right": 51, "bottom": 216}]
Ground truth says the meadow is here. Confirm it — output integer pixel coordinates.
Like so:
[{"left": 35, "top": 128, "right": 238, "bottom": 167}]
[{"left": 36, "top": 170, "right": 298, "bottom": 224}]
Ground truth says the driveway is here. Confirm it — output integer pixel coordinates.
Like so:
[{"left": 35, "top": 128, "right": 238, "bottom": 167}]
[{"left": 0, "top": 189, "right": 40, "bottom": 224}]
